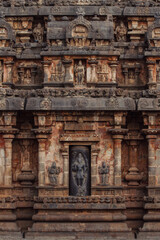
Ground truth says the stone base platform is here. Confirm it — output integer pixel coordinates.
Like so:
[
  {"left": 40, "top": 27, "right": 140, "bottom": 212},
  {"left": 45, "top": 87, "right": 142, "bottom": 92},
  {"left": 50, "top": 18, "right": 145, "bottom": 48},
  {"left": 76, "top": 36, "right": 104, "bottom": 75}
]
[
  {"left": 26, "top": 232, "right": 135, "bottom": 240},
  {"left": 2, "top": 232, "right": 160, "bottom": 240},
  {"left": 0, "top": 232, "right": 22, "bottom": 240}
]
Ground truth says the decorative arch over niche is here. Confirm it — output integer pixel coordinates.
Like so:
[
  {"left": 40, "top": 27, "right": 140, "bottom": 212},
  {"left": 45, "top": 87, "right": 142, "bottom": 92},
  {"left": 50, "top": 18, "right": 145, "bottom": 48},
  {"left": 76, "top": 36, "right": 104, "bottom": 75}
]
[
  {"left": 66, "top": 15, "right": 93, "bottom": 39},
  {"left": 0, "top": 18, "right": 15, "bottom": 41}
]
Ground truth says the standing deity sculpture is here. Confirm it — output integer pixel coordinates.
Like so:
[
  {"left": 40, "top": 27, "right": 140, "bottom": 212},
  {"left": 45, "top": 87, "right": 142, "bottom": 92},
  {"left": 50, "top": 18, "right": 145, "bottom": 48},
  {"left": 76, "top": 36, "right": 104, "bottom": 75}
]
[
  {"left": 72, "top": 153, "right": 87, "bottom": 187},
  {"left": 48, "top": 162, "right": 61, "bottom": 186},
  {"left": 75, "top": 60, "right": 85, "bottom": 85},
  {"left": 33, "top": 23, "right": 44, "bottom": 43},
  {"left": 98, "top": 162, "right": 109, "bottom": 185},
  {"left": 115, "top": 21, "right": 127, "bottom": 42}
]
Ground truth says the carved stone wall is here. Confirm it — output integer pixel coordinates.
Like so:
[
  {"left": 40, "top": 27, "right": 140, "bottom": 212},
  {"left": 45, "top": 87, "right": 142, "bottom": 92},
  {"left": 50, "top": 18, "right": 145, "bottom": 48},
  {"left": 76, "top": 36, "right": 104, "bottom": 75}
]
[{"left": 1, "top": 0, "right": 160, "bottom": 239}]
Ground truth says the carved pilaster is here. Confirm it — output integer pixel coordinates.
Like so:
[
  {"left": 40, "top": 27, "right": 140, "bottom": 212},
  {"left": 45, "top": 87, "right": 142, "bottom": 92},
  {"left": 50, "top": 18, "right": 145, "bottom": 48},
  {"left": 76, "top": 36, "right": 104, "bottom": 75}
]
[
  {"left": 109, "top": 61, "right": 118, "bottom": 85},
  {"left": 42, "top": 61, "right": 51, "bottom": 84},
  {"left": 91, "top": 145, "right": 100, "bottom": 188},
  {"left": 88, "top": 59, "right": 98, "bottom": 83},
  {"left": 142, "top": 129, "right": 158, "bottom": 187},
  {"left": 147, "top": 60, "right": 156, "bottom": 90},
  {"left": 33, "top": 128, "right": 52, "bottom": 187},
  {"left": 61, "top": 146, "right": 69, "bottom": 187},
  {"left": 1, "top": 129, "right": 19, "bottom": 186},
  {"left": 109, "top": 128, "right": 128, "bottom": 186},
  {"left": 3, "top": 61, "right": 14, "bottom": 87},
  {"left": 62, "top": 59, "right": 73, "bottom": 87}
]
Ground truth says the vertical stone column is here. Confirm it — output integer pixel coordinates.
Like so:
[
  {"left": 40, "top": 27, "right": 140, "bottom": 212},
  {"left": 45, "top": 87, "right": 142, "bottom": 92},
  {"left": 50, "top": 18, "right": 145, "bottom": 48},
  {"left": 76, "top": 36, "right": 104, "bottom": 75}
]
[
  {"left": 147, "top": 61, "right": 156, "bottom": 90},
  {"left": 4, "top": 61, "right": 14, "bottom": 86},
  {"left": 34, "top": 129, "right": 52, "bottom": 186},
  {"left": 91, "top": 146, "right": 99, "bottom": 187},
  {"left": 31, "top": 66, "right": 37, "bottom": 84},
  {"left": 0, "top": 143, "right": 5, "bottom": 185},
  {"left": 109, "top": 61, "right": 118, "bottom": 84},
  {"left": 42, "top": 61, "right": 51, "bottom": 84},
  {"left": 3, "top": 132, "right": 17, "bottom": 186},
  {"left": 1, "top": 112, "right": 18, "bottom": 186},
  {"left": 143, "top": 129, "right": 157, "bottom": 186},
  {"left": 109, "top": 129, "right": 128, "bottom": 186},
  {"left": 62, "top": 59, "right": 73, "bottom": 86},
  {"left": 88, "top": 59, "right": 98, "bottom": 83},
  {"left": 122, "top": 66, "right": 128, "bottom": 84},
  {"left": 139, "top": 130, "right": 160, "bottom": 237},
  {"left": 61, "top": 146, "right": 69, "bottom": 187}
]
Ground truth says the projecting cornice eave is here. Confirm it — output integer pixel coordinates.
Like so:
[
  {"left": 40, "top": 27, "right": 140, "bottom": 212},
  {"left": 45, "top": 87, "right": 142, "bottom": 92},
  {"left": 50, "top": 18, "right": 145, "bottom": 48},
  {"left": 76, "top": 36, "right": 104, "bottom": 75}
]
[
  {"left": 144, "top": 50, "right": 160, "bottom": 57},
  {"left": 137, "top": 98, "right": 160, "bottom": 111},
  {"left": 0, "top": 97, "right": 25, "bottom": 111},
  {"left": 0, "top": 6, "right": 38, "bottom": 17},
  {"left": 40, "top": 49, "right": 120, "bottom": 57},
  {"left": 123, "top": 7, "right": 159, "bottom": 16},
  {"left": 0, "top": 49, "right": 16, "bottom": 57},
  {"left": 25, "top": 97, "right": 136, "bottom": 111},
  {"left": 39, "top": 6, "right": 122, "bottom": 16}
]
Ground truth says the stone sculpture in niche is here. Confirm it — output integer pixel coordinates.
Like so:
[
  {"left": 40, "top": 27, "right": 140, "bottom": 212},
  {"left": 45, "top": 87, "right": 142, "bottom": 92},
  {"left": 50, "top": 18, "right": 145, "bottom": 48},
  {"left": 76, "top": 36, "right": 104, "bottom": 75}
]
[
  {"left": 97, "top": 63, "right": 109, "bottom": 82},
  {"left": 115, "top": 21, "right": 127, "bottom": 42},
  {"left": 98, "top": 162, "right": 110, "bottom": 185},
  {"left": 72, "top": 152, "right": 88, "bottom": 196},
  {"left": 50, "top": 61, "right": 65, "bottom": 82},
  {"left": 72, "top": 153, "right": 87, "bottom": 186},
  {"left": 74, "top": 60, "right": 85, "bottom": 85},
  {"left": 48, "top": 162, "right": 61, "bottom": 185},
  {"left": 17, "top": 65, "right": 38, "bottom": 85},
  {"left": 33, "top": 23, "right": 44, "bottom": 43}
]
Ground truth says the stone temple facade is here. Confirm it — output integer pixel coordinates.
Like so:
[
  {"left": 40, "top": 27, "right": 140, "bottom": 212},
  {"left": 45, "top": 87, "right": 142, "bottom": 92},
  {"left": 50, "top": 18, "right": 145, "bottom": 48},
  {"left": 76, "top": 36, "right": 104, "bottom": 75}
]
[{"left": 1, "top": 0, "right": 160, "bottom": 239}]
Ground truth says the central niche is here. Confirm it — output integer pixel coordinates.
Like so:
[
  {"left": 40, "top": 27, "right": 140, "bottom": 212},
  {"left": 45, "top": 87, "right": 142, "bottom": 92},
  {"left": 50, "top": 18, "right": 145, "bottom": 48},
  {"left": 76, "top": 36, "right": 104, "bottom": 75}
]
[{"left": 69, "top": 146, "right": 91, "bottom": 196}]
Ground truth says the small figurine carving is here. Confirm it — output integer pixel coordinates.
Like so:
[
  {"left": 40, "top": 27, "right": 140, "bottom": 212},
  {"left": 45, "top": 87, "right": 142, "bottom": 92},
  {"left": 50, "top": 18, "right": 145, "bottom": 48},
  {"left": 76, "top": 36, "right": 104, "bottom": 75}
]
[
  {"left": 48, "top": 162, "right": 61, "bottom": 185},
  {"left": 98, "top": 162, "right": 109, "bottom": 185},
  {"left": 115, "top": 21, "right": 127, "bottom": 42},
  {"left": 75, "top": 60, "right": 85, "bottom": 85},
  {"left": 33, "top": 23, "right": 44, "bottom": 43}
]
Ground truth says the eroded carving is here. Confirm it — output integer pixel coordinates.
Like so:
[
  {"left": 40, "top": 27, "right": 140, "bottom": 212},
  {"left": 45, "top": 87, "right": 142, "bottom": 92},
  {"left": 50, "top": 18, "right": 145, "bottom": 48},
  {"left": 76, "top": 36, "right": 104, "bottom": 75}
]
[
  {"left": 98, "top": 162, "right": 110, "bottom": 185},
  {"left": 48, "top": 162, "right": 61, "bottom": 186},
  {"left": 74, "top": 60, "right": 86, "bottom": 85},
  {"left": 115, "top": 21, "right": 127, "bottom": 42},
  {"left": 33, "top": 23, "right": 44, "bottom": 43}
]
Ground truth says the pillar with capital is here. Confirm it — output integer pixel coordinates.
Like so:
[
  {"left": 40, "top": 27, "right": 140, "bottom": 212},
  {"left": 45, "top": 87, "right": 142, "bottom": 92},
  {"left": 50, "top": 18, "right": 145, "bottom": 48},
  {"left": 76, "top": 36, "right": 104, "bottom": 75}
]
[
  {"left": 109, "top": 128, "right": 128, "bottom": 186},
  {"left": 33, "top": 129, "right": 52, "bottom": 187},
  {"left": 42, "top": 61, "right": 51, "bottom": 84},
  {"left": 109, "top": 61, "right": 118, "bottom": 85},
  {"left": 1, "top": 112, "right": 18, "bottom": 186},
  {"left": 139, "top": 128, "right": 160, "bottom": 237},
  {"left": 147, "top": 60, "right": 156, "bottom": 90},
  {"left": 142, "top": 129, "right": 157, "bottom": 187}
]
